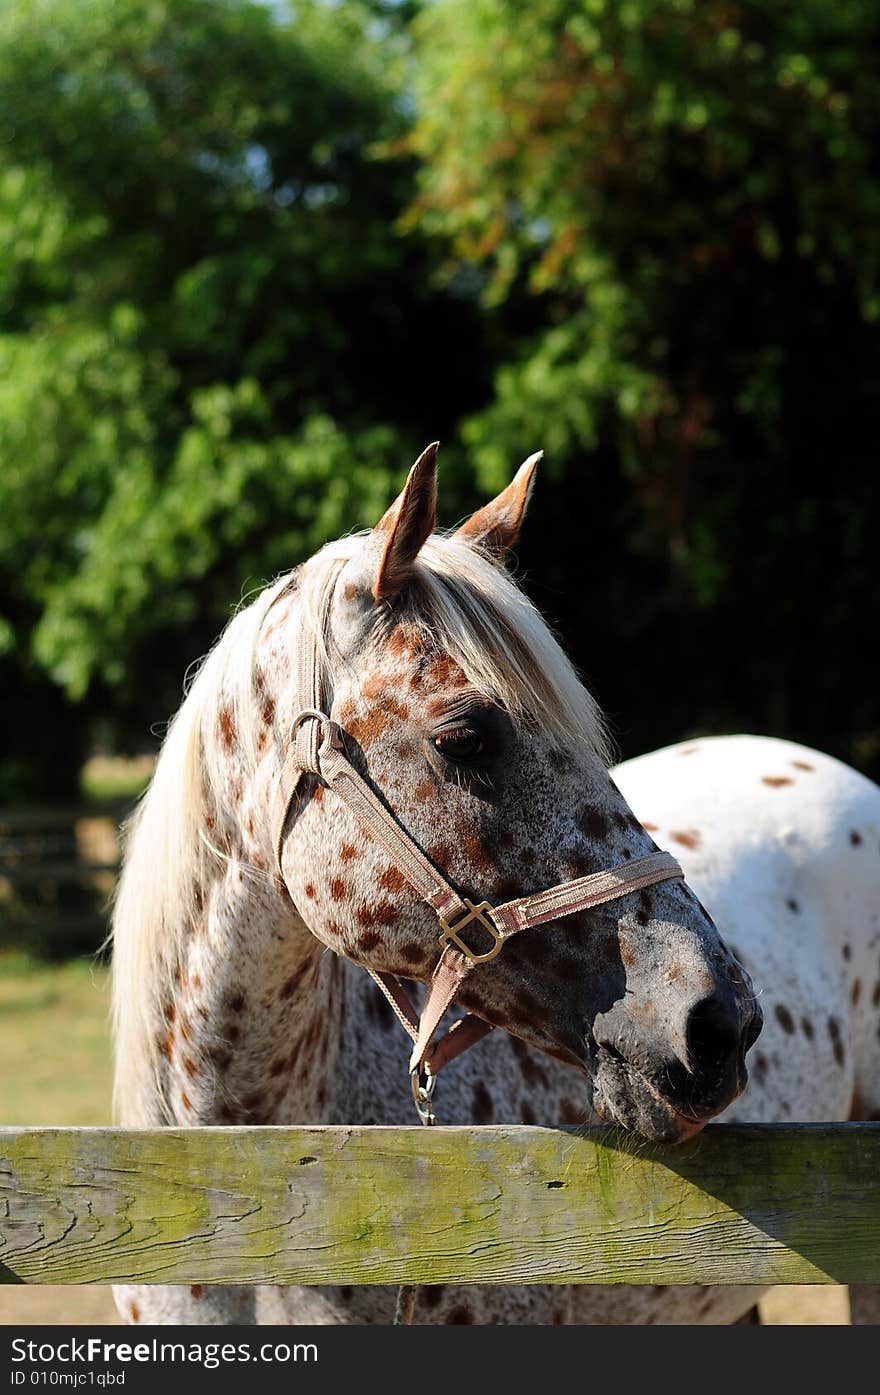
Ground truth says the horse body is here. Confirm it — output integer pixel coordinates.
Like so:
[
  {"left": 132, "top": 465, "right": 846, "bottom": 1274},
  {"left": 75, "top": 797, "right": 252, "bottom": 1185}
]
[
  {"left": 111, "top": 451, "right": 877, "bottom": 1327},
  {"left": 616, "top": 733, "right": 880, "bottom": 1129}
]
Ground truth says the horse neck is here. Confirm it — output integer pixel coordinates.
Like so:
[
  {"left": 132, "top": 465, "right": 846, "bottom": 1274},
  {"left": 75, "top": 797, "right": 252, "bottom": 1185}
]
[{"left": 155, "top": 868, "right": 337, "bottom": 1125}]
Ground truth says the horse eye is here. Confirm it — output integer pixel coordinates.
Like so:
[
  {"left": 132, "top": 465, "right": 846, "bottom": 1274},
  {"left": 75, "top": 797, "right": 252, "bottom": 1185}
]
[{"left": 433, "top": 727, "right": 485, "bottom": 761}]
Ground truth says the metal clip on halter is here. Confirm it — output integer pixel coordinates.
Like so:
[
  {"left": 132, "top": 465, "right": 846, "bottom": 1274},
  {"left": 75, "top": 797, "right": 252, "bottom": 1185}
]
[{"left": 410, "top": 1065, "right": 437, "bottom": 1126}]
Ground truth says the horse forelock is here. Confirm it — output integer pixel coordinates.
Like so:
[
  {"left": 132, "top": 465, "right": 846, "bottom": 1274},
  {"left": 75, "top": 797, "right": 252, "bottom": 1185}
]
[{"left": 298, "top": 530, "right": 614, "bottom": 767}]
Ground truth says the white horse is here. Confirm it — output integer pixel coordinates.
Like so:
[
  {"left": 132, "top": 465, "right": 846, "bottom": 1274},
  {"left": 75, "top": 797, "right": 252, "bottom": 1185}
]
[{"left": 112, "top": 447, "right": 880, "bottom": 1325}]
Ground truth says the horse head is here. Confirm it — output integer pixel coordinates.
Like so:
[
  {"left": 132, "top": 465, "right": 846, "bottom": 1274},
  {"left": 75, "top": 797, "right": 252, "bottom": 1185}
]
[{"left": 275, "top": 445, "right": 762, "bottom": 1142}]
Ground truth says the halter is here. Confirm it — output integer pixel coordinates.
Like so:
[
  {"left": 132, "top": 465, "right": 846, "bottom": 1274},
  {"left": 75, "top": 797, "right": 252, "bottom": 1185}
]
[{"left": 269, "top": 592, "right": 685, "bottom": 1125}]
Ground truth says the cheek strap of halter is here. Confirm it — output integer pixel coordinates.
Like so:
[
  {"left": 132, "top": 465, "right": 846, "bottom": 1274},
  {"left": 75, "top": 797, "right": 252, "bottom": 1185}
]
[{"left": 271, "top": 711, "right": 684, "bottom": 1101}]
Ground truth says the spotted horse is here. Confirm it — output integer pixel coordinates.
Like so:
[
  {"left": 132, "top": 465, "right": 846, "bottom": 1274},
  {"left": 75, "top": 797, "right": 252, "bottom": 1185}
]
[{"left": 112, "top": 446, "right": 880, "bottom": 1325}]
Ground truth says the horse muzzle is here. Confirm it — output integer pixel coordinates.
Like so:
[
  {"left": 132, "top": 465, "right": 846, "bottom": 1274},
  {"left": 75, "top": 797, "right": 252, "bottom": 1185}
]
[{"left": 588, "top": 989, "right": 762, "bottom": 1143}]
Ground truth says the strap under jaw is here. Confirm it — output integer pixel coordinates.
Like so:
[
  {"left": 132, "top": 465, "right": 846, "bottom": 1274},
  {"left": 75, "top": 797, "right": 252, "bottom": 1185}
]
[{"left": 272, "top": 709, "right": 685, "bottom": 1106}]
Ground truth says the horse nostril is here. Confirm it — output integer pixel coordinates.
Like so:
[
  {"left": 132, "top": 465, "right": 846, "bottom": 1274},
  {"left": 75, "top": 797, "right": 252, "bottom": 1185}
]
[{"left": 686, "top": 995, "right": 741, "bottom": 1070}]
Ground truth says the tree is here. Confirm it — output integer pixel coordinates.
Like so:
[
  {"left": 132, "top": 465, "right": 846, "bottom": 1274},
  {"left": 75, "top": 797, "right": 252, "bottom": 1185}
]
[
  {"left": 0, "top": 0, "right": 488, "bottom": 796},
  {"left": 409, "top": 0, "right": 880, "bottom": 774}
]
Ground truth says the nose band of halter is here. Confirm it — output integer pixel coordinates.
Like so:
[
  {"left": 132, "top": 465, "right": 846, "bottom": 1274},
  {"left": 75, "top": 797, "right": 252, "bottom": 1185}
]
[{"left": 271, "top": 708, "right": 685, "bottom": 1106}]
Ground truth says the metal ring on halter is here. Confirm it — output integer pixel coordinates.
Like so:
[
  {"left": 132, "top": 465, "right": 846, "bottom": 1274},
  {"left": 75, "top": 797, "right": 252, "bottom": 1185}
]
[
  {"left": 291, "top": 708, "right": 332, "bottom": 738},
  {"left": 288, "top": 708, "right": 344, "bottom": 764},
  {"left": 410, "top": 1065, "right": 437, "bottom": 1127}
]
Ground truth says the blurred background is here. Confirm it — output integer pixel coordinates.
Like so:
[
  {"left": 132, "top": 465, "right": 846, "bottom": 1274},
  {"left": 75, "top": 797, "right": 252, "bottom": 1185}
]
[{"left": 0, "top": 0, "right": 876, "bottom": 1323}]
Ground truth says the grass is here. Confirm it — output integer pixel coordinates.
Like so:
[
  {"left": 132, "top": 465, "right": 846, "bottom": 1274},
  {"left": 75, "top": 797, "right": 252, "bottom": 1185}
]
[
  {"left": 0, "top": 949, "right": 112, "bottom": 1126},
  {"left": 80, "top": 753, "right": 155, "bottom": 804}
]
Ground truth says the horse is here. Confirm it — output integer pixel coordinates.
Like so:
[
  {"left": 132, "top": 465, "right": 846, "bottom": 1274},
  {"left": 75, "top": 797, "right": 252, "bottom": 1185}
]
[{"left": 110, "top": 445, "right": 880, "bottom": 1326}]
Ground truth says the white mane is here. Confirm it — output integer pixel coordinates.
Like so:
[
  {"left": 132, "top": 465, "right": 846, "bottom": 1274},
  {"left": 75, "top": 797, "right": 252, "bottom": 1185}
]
[{"left": 111, "top": 532, "right": 611, "bottom": 1122}]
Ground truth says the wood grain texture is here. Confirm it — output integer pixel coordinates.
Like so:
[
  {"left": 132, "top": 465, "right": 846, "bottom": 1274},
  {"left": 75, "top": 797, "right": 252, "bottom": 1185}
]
[{"left": 1, "top": 1124, "right": 878, "bottom": 1286}]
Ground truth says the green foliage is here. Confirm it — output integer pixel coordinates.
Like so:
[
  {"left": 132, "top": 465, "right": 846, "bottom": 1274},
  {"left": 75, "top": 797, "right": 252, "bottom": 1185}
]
[
  {"left": 1, "top": 0, "right": 878, "bottom": 796},
  {"left": 410, "top": 0, "right": 880, "bottom": 769},
  {"left": 0, "top": 0, "right": 486, "bottom": 793}
]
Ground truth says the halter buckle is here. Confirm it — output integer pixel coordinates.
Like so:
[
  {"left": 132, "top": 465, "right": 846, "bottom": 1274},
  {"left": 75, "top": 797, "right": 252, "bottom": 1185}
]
[{"left": 437, "top": 900, "right": 502, "bottom": 964}]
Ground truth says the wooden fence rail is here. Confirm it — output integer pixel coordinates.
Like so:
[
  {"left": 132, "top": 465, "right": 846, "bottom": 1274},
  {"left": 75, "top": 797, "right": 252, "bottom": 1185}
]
[{"left": 1, "top": 1124, "right": 878, "bottom": 1288}]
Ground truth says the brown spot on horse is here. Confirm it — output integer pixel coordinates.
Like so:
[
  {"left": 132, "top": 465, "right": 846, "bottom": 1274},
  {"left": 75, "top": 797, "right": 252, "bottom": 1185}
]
[
  {"left": 387, "top": 623, "right": 426, "bottom": 658},
  {"left": 218, "top": 705, "right": 236, "bottom": 750},
  {"left": 510, "top": 1034, "right": 550, "bottom": 1089},
  {"left": 428, "top": 654, "right": 462, "bottom": 688},
  {"left": 762, "top": 776, "right": 793, "bottom": 788},
  {"left": 446, "top": 1304, "right": 474, "bottom": 1325},
  {"left": 620, "top": 939, "right": 639, "bottom": 969},
  {"left": 346, "top": 709, "right": 393, "bottom": 748},
  {"left": 379, "top": 866, "right": 407, "bottom": 893},
  {"left": 279, "top": 962, "right": 310, "bottom": 1001},
  {"left": 774, "top": 1004, "right": 795, "bottom": 1035},
  {"left": 427, "top": 841, "right": 454, "bottom": 867},
  {"left": 361, "top": 673, "right": 387, "bottom": 700},
  {"left": 381, "top": 695, "right": 409, "bottom": 721},
  {"left": 579, "top": 807, "right": 610, "bottom": 840},
  {"left": 828, "top": 1017, "right": 846, "bottom": 1067},
  {"left": 208, "top": 1045, "right": 232, "bottom": 1072},
  {"left": 671, "top": 829, "right": 702, "bottom": 850},
  {"left": 471, "top": 1081, "right": 494, "bottom": 1124}
]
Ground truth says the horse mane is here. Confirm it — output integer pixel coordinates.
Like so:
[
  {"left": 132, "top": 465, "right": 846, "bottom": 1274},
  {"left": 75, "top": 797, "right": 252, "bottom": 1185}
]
[
  {"left": 110, "top": 532, "right": 611, "bottom": 1123},
  {"left": 110, "top": 572, "right": 297, "bottom": 1123}
]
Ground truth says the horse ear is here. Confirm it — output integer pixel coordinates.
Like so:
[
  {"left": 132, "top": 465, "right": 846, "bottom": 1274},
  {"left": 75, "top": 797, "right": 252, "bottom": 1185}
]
[
  {"left": 454, "top": 452, "right": 541, "bottom": 558},
  {"left": 373, "top": 442, "right": 439, "bottom": 600}
]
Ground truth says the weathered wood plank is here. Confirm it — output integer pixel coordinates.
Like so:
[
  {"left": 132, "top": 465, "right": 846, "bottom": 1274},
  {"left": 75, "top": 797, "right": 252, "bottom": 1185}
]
[{"left": 1, "top": 1124, "right": 878, "bottom": 1287}]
